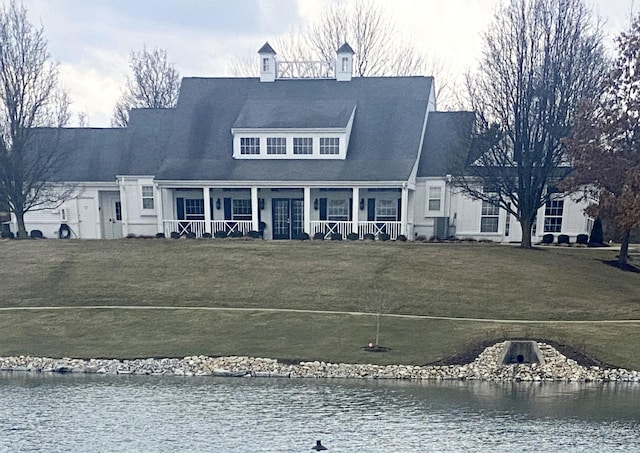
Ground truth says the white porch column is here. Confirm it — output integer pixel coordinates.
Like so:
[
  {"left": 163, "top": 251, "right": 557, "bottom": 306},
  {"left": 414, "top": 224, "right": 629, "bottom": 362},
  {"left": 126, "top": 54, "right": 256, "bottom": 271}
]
[
  {"left": 304, "top": 186, "right": 311, "bottom": 235},
  {"left": 251, "top": 186, "right": 259, "bottom": 231},
  {"left": 203, "top": 187, "right": 212, "bottom": 234},
  {"left": 401, "top": 184, "right": 409, "bottom": 236},
  {"left": 119, "top": 182, "right": 129, "bottom": 237},
  {"left": 352, "top": 187, "right": 360, "bottom": 234},
  {"left": 155, "top": 185, "right": 164, "bottom": 234}
]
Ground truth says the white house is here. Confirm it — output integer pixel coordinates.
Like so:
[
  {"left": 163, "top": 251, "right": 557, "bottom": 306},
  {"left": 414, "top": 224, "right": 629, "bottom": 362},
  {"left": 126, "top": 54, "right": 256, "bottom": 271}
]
[{"left": 15, "top": 43, "right": 592, "bottom": 243}]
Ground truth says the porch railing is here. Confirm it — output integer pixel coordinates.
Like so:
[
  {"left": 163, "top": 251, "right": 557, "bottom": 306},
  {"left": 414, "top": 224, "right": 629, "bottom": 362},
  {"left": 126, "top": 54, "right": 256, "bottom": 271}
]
[
  {"left": 163, "top": 219, "right": 254, "bottom": 238},
  {"left": 164, "top": 220, "right": 207, "bottom": 237},
  {"left": 309, "top": 220, "right": 402, "bottom": 240},
  {"left": 211, "top": 220, "right": 253, "bottom": 235},
  {"left": 358, "top": 221, "right": 402, "bottom": 239},
  {"left": 310, "top": 221, "right": 352, "bottom": 239}
]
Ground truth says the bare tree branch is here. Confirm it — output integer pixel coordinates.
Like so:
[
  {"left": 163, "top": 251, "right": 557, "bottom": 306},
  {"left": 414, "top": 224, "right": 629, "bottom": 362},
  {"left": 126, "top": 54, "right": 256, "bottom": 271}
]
[
  {"left": 0, "top": 0, "right": 72, "bottom": 238},
  {"left": 111, "top": 46, "right": 180, "bottom": 127}
]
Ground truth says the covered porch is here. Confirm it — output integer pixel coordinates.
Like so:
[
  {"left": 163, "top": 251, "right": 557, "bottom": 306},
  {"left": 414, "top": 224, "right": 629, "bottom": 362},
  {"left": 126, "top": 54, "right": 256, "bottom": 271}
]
[{"left": 157, "top": 184, "right": 411, "bottom": 240}]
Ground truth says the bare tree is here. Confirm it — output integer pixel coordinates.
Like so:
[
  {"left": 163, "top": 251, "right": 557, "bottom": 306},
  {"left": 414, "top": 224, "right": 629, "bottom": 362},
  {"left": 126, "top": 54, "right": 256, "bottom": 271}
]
[
  {"left": 111, "top": 46, "right": 180, "bottom": 127},
  {"left": 0, "top": 1, "right": 71, "bottom": 238},
  {"left": 454, "top": 0, "right": 608, "bottom": 248}
]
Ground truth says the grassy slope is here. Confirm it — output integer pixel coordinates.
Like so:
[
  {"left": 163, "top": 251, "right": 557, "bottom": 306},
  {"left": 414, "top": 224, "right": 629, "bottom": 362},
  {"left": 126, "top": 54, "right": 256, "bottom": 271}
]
[{"left": 1, "top": 239, "right": 639, "bottom": 368}]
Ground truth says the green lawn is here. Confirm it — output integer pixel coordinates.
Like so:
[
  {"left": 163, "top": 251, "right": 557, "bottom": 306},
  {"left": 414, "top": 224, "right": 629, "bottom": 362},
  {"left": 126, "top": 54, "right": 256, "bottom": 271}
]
[{"left": 1, "top": 239, "right": 639, "bottom": 368}]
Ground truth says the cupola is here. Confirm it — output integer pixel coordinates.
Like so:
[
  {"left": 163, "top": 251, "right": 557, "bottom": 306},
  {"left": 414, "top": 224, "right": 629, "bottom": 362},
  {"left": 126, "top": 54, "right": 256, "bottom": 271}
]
[{"left": 258, "top": 42, "right": 276, "bottom": 82}]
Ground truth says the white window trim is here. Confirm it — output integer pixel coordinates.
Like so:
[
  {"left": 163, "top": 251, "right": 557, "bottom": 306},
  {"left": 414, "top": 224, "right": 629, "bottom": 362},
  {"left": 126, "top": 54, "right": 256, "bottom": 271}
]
[{"left": 141, "top": 185, "right": 155, "bottom": 210}]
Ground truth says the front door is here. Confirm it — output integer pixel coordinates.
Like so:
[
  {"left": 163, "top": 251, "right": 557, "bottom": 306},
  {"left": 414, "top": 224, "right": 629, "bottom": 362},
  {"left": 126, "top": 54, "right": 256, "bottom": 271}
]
[
  {"left": 100, "top": 192, "right": 123, "bottom": 239},
  {"left": 272, "top": 198, "right": 303, "bottom": 239}
]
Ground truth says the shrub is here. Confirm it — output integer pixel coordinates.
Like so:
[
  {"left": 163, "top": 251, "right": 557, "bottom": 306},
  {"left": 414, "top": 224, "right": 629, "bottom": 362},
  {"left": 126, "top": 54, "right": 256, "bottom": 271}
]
[
  {"left": 170, "top": 232, "right": 181, "bottom": 239},
  {"left": 294, "top": 232, "right": 310, "bottom": 240},
  {"left": 126, "top": 233, "right": 137, "bottom": 239},
  {"left": 202, "top": 232, "right": 212, "bottom": 238},
  {"left": 576, "top": 234, "right": 588, "bottom": 245},
  {"left": 396, "top": 234, "right": 407, "bottom": 242},
  {"left": 155, "top": 233, "right": 165, "bottom": 239},
  {"left": 1, "top": 230, "right": 15, "bottom": 239},
  {"left": 363, "top": 233, "right": 375, "bottom": 241},
  {"left": 313, "top": 232, "right": 325, "bottom": 240},
  {"left": 247, "top": 230, "right": 261, "bottom": 239},
  {"left": 542, "top": 233, "right": 554, "bottom": 244},
  {"left": 415, "top": 235, "right": 427, "bottom": 242},
  {"left": 557, "top": 234, "right": 570, "bottom": 245},
  {"left": 229, "top": 230, "right": 244, "bottom": 238},
  {"left": 185, "top": 232, "right": 197, "bottom": 239},
  {"left": 330, "top": 232, "right": 343, "bottom": 241},
  {"left": 346, "top": 232, "right": 359, "bottom": 241},
  {"left": 589, "top": 217, "right": 604, "bottom": 246},
  {"left": 214, "top": 230, "right": 228, "bottom": 239},
  {"left": 378, "top": 233, "right": 390, "bottom": 241},
  {"left": 30, "top": 230, "right": 44, "bottom": 239}
]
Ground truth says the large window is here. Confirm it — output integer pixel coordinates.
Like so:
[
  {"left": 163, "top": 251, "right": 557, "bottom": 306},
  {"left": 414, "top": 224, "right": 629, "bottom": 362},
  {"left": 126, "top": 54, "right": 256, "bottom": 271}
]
[
  {"left": 267, "top": 137, "right": 286, "bottom": 155},
  {"left": 376, "top": 199, "right": 398, "bottom": 221},
  {"left": 240, "top": 137, "right": 260, "bottom": 155},
  {"left": 544, "top": 199, "right": 564, "bottom": 232},
  {"left": 185, "top": 199, "right": 204, "bottom": 220},
  {"left": 480, "top": 200, "right": 499, "bottom": 233},
  {"left": 141, "top": 186, "right": 154, "bottom": 209},
  {"left": 232, "top": 199, "right": 252, "bottom": 220},
  {"left": 327, "top": 199, "right": 349, "bottom": 221},
  {"left": 427, "top": 186, "right": 442, "bottom": 212},
  {"left": 320, "top": 137, "right": 339, "bottom": 155},
  {"left": 293, "top": 137, "right": 313, "bottom": 155}
]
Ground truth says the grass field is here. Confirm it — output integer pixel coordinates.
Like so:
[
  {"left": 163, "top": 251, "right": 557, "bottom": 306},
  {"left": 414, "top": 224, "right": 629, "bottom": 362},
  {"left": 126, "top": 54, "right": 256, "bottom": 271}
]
[{"left": 1, "top": 238, "right": 639, "bottom": 368}]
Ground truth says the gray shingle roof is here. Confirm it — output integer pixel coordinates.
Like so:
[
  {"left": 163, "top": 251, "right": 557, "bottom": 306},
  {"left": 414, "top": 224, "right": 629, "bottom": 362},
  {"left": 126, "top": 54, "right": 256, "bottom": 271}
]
[
  {"left": 337, "top": 42, "right": 355, "bottom": 54},
  {"left": 417, "top": 111, "right": 475, "bottom": 177},
  {"left": 257, "top": 42, "right": 276, "bottom": 54},
  {"left": 39, "top": 76, "right": 436, "bottom": 184}
]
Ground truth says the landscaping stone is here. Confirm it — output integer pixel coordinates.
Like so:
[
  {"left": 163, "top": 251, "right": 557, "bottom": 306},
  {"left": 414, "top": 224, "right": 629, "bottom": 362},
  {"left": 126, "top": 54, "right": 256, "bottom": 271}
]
[{"left": 0, "top": 342, "right": 638, "bottom": 382}]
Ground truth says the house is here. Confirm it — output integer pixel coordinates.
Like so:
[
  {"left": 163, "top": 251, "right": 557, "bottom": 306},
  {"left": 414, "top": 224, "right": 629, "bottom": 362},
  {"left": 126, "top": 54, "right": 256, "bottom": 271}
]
[{"left": 15, "top": 43, "right": 592, "bottom": 243}]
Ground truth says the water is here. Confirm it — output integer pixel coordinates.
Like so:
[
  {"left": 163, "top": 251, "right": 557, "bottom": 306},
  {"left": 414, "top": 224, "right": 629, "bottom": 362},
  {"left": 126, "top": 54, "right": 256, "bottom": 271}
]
[{"left": 1, "top": 373, "right": 639, "bottom": 452}]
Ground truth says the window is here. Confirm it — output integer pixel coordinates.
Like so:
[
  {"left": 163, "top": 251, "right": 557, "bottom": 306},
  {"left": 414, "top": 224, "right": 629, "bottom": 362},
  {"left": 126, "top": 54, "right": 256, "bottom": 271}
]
[
  {"left": 262, "top": 57, "right": 269, "bottom": 72},
  {"left": 427, "top": 186, "right": 442, "bottom": 211},
  {"left": 544, "top": 199, "right": 564, "bottom": 233},
  {"left": 320, "top": 137, "right": 339, "bottom": 155},
  {"left": 376, "top": 199, "right": 398, "bottom": 221},
  {"left": 341, "top": 57, "right": 349, "bottom": 72},
  {"left": 240, "top": 137, "right": 260, "bottom": 155},
  {"left": 141, "top": 186, "right": 154, "bottom": 209},
  {"left": 480, "top": 200, "right": 499, "bottom": 233},
  {"left": 232, "top": 199, "right": 252, "bottom": 220},
  {"left": 328, "top": 199, "right": 349, "bottom": 221},
  {"left": 185, "top": 199, "right": 204, "bottom": 220},
  {"left": 267, "top": 137, "right": 286, "bottom": 155},
  {"left": 293, "top": 137, "right": 313, "bottom": 155}
]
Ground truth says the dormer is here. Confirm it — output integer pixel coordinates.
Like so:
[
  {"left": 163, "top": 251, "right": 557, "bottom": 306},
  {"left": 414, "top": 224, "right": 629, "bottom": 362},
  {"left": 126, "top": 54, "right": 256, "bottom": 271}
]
[
  {"left": 336, "top": 42, "right": 355, "bottom": 82},
  {"left": 258, "top": 42, "right": 276, "bottom": 82}
]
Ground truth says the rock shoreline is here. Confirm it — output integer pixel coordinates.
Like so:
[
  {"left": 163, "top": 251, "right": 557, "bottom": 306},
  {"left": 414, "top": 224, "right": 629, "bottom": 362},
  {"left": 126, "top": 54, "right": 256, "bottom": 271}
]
[{"left": 1, "top": 342, "right": 638, "bottom": 383}]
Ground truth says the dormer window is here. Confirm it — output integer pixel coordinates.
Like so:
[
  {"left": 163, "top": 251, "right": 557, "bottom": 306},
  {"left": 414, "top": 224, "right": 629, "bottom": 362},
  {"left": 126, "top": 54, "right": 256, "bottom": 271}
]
[
  {"left": 262, "top": 57, "right": 270, "bottom": 72},
  {"left": 240, "top": 137, "right": 260, "bottom": 155},
  {"left": 320, "top": 137, "right": 340, "bottom": 155},
  {"left": 266, "top": 137, "right": 286, "bottom": 155},
  {"left": 293, "top": 137, "right": 313, "bottom": 155},
  {"left": 341, "top": 57, "right": 349, "bottom": 72}
]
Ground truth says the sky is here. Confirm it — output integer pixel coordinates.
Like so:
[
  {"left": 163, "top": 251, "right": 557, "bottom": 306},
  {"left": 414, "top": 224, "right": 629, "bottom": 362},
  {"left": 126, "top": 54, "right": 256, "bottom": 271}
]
[{"left": 17, "top": 0, "right": 637, "bottom": 127}]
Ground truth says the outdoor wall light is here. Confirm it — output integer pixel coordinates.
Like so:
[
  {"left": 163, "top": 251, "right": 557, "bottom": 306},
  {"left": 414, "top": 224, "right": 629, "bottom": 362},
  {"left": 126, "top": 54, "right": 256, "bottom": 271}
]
[
  {"left": 216, "top": 198, "right": 221, "bottom": 210},
  {"left": 259, "top": 198, "right": 265, "bottom": 210},
  {"left": 359, "top": 198, "right": 365, "bottom": 210},
  {"left": 314, "top": 199, "right": 318, "bottom": 210}
]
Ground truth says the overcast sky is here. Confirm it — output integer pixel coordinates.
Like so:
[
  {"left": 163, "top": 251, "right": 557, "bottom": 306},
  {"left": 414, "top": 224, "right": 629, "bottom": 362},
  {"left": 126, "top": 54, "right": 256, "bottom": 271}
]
[{"left": 19, "top": 0, "right": 636, "bottom": 127}]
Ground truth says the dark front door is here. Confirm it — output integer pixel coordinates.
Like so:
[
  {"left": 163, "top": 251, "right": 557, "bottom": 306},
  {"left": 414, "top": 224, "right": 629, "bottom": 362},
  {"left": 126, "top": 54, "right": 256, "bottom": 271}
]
[{"left": 272, "top": 198, "right": 303, "bottom": 239}]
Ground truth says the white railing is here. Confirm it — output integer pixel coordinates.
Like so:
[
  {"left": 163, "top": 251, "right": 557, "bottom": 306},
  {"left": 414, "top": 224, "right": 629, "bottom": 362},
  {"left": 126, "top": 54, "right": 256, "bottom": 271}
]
[
  {"left": 276, "top": 60, "right": 335, "bottom": 79},
  {"left": 163, "top": 220, "right": 254, "bottom": 238},
  {"left": 310, "top": 221, "right": 353, "bottom": 239},
  {"left": 211, "top": 220, "right": 253, "bottom": 235},
  {"left": 358, "top": 221, "right": 402, "bottom": 239},
  {"left": 163, "top": 220, "right": 207, "bottom": 237}
]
